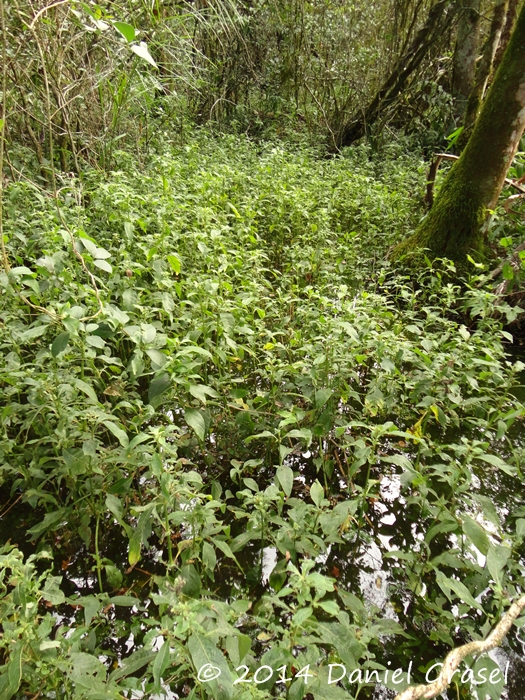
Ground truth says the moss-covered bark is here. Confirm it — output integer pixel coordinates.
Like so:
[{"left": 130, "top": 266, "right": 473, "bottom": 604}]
[{"left": 392, "top": 1, "right": 525, "bottom": 264}]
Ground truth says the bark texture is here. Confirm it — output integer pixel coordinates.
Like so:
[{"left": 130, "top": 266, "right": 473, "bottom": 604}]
[
  {"left": 493, "top": 0, "right": 520, "bottom": 70},
  {"left": 391, "top": 1, "right": 525, "bottom": 264},
  {"left": 452, "top": 0, "right": 481, "bottom": 118},
  {"left": 458, "top": 0, "right": 508, "bottom": 150}
]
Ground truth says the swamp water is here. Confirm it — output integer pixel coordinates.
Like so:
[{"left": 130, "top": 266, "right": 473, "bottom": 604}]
[{"left": 2, "top": 415, "right": 525, "bottom": 700}]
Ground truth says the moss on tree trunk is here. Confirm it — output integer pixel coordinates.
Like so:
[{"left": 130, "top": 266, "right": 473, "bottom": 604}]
[{"left": 391, "top": 1, "right": 525, "bottom": 264}]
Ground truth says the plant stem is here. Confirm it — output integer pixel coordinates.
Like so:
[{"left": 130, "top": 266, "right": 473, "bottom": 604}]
[{"left": 95, "top": 513, "right": 103, "bottom": 593}]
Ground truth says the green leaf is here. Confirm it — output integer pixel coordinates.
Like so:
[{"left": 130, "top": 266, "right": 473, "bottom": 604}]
[
  {"left": 337, "top": 589, "right": 366, "bottom": 619},
  {"left": 152, "top": 640, "right": 171, "bottom": 691},
  {"left": 51, "top": 331, "right": 70, "bottom": 357},
  {"left": 128, "top": 506, "right": 154, "bottom": 566},
  {"left": 79, "top": 596, "right": 102, "bottom": 626},
  {"left": 313, "top": 620, "right": 362, "bottom": 667},
  {"left": 502, "top": 261, "right": 514, "bottom": 280},
  {"left": 516, "top": 519, "right": 525, "bottom": 537},
  {"left": 245, "top": 430, "right": 276, "bottom": 443},
  {"left": 202, "top": 542, "right": 216, "bottom": 572},
  {"left": 105, "top": 304, "right": 129, "bottom": 325},
  {"left": 106, "top": 494, "right": 123, "bottom": 521},
  {"left": 243, "top": 477, "right": 259, "bottom": 491},
  {"left": 462, "top": 515, "right": 489, "bottom": 556},
  {"left": 213, "top": 539, "right": 242, "bottom": 570},
  {"left": 229, "top": 530, "right": 261, "bottom": 552},
  {"left": 185, "top": 408, "right": 206, "bottom": 441},
  {"left": 93, "top": 258, "right": 112, "bottom": 273},
  {"left": 318, "top": 599, "right": 339, "bottom": 616},
  {"left": 276, "top": 465, "right": 294, "bottom": 497},
  {"left": 487, "top": 544, "right": 511, "bottom": 585},
  {"left": 286, "top": 428, "right": 313, "bottom": 446},
  {"left": 102, "top": 420, "right": 129, "bottom": 448},
  {"left": 189, "top": 384, "right": 219, "bottom": 403},
  {"left": 162, "top": 293, "right": 175, "bottom": 315},
  {"left": 292, "top": 606, "right": 313, "bottom": 626},
  {"left": 237, "top": 634, "right": 251, "bottom": 663},
  {"left": 435, "top": 571, "right": 484, "bottom": 612},
  {"left": 315, "top": 388, "right": 332, "bottom": 409},
  {"left": 383, "top": 550, "right": 417, "bottom": 561},
  {"left": 42, "top": 575, "right": 65, "bottom": 605},
  {"left": 180, "top": 563, "right": 201, "bottom": 597},
  {"left": 109, "top": 595, "right": 142, "bottom": 607},
  {"left": 79, "top": 237, "right": 98, "bottom": 256},
  {"left": 167, "top": 254, "right": 181, "bottom": 273},
  {"left": 74, "top": 378, "right": 98, "bottom": 403},
  {"left": 469, "top": 655, "right": 505, "bottom": 700},
  {"left": 94, "top": 247, "right": 111, "bottom": 259},
  {"left": 474, "top": 494, "right": 501, "bottom": 529},
  {"left": 5, "top": 643, "right": 22, "bottom": 699},
  {"left": 187, "top": 632, "right": 233, "bottom": 700},
  {"left": 68, "top": 652, "right": 107, "bottom": 689},
  {"left": 148, "top": 373, "right": 171, "bottom": 405},
  {"left": 18, "top": 324, "right": 49, "bottom": 341},
  {"left": 310, "top": 480, "right": 324, "bottom": 507},
  {"left": 86, "top": 334, "right": 105, "bottom": 348},
  {"left": 474, "top": 453, "right": 516, "bottom": 476},
  {"left": 109, "top": 648, "right": 157, "bottom": 682},
  {"left": 381, "top": 454, "right": 414, "bottom": 470},
  {"left": 146, "top": 349, "right": 168, "bottom": 369},
  {"left": 113, "top": 21, "right": 136, "bottom": 42}
]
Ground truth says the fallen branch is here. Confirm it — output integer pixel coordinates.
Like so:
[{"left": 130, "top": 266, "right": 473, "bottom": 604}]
[{"left": 394, "top": 594, "right": 525, "bottom": 700}]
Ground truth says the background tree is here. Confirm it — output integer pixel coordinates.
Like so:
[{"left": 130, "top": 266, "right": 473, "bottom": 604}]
[
  {"left": 457, "top": 0, "right": 509, "bottom": 149},
  {"left": 451, "top": 0, "right": 481, "bottom": 119},
  {"left": 391, "top": 0, "right": 525, "bottom": 264},
  {"left": 335, "top": 0, "right": 458, "bottom": 148}
]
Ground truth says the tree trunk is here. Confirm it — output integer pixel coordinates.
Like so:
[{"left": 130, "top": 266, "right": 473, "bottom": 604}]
[
  {"left": 391, "top": 1, "right": 525, "bottom": 265},
  {"left": 336, "top": 0, "right": 456, "bottom": 148},
  {"left": 451, "top": 0, "right": 481, "bottom": 119},
  {"left": 493, "top": 0, "right": 520, "bottom": 70},
  {"left": 457, "top": 0, "right": 508, "bottom": 150}
]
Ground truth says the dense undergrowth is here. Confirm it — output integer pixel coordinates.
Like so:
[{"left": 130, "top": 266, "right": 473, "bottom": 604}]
[{"left": 0, "top": 132, "right": 525, "bottom": 699}]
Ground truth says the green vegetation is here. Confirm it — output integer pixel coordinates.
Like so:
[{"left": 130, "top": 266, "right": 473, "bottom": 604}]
[
  {"left": 1, "top": 132, "right": 524, "bottom": 699},
  {"left": 2, "top": 1, "right": 525, "bottom": 699}
]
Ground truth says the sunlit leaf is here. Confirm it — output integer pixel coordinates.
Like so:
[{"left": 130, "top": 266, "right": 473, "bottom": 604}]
[
  {"left": 113, "top": 21, "right": 136, "bottom": 42},
  {"left": 131, "top": 41, "right": 157, "bottom": 68}
]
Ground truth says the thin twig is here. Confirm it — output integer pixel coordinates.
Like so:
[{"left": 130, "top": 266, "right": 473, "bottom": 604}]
[{"left": 29, "top": 0, "right": 70, "bottom": 29}]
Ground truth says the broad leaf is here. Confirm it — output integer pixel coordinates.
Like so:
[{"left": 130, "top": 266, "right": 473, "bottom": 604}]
[
  {"left": 114, "top": 21, "right": 135, "bottom": 42},
  {"left": 51, "top": 331, "right": 70, "bottom": 357},
  {"left": 185, "top": 408, "right": 206, "bottom": 441}
]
